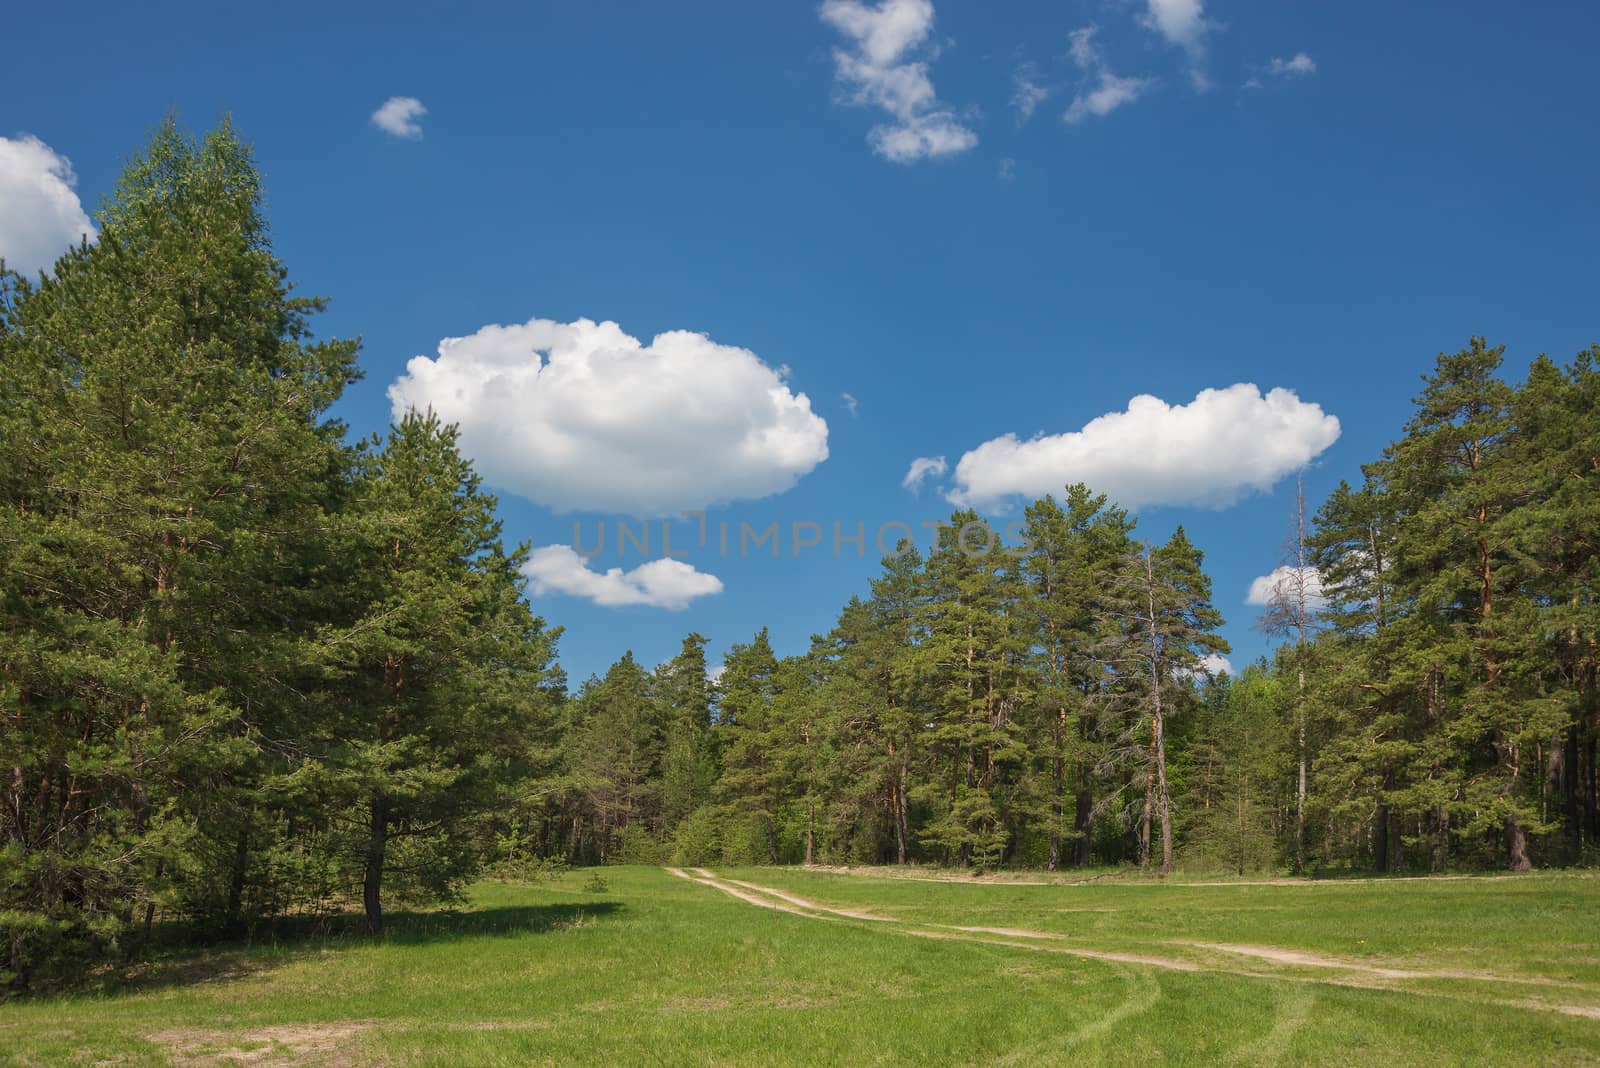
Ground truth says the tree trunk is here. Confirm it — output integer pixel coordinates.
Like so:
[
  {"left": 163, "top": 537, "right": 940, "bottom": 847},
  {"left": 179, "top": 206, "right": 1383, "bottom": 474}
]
[
  {"left": 1373, "top": 803, "right": 1389, "bottom": 874},
  {"left": 1073, "top": 779, "right": 1093, "bottom": 866},
  {"left": 1139, "top": 759, "right": 1153, "bottom": 870},
  {"left": 364, "top": 794, "right": 389, "bottom": 935},
  {"left": 1295, "top": 666, "right": 1307, "bottom": 874},
  {"left": 1562, "top": 726, "right": 1581, "bottom": 850},
  {"left": 225, "top": 829, "right": 250, "bottom": 933},
  {"left": 1048, "top": 738, "right": 1064, "bottom": 872},
  {"left": 895, "top": 758, "right": 910, "bottom": 865},
  {"left": 1153, "top": 707, "right": 1173, "bottom": 875},
  {"left": 805, "top": 799, "right": 815, "bottom": 866},
  {"left": 1505, "top": 815, "right": 1532, "bottom": 871}
]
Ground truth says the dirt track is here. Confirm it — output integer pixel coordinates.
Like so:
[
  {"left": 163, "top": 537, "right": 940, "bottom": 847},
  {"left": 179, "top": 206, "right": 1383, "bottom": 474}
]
[{"left": 667, "top": 867, "right": 1600, "bottom": 1021}]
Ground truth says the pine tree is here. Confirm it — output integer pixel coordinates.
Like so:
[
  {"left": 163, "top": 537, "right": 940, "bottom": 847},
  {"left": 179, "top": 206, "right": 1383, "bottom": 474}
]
[
  {"left": 1017, "top": 486, "right": 1135, "bottom": 869},
  {"left": 1098, "top": 529, "right": 1229, "bottom": 874},
  {"left": 656, "top": 634, "right": 717, "bottom": 838},
  {"left": 1384, "top": 340, "right": 1553, "bottom": 868},
  {"left": 716, "top": 629, "right": 783, "bottom": 862},
  {"left": 312, "top": 411, "right": 557, "bottom": 934},
  {"left": 563, "top": 654, "right": 657, "bottom": 863},
  {"left": 0, "top": 118, "right": 359, "bottom": 982},
  {"left": 916, "top": 512, "right": 1028, "bottom": 869}
]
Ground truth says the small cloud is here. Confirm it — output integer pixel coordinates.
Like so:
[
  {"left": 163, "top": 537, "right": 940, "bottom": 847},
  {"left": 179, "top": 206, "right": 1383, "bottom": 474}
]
[
  {"left": 1246, "top": 52, "right": 1316, "bottom": 91},
  {"left": 1062, "top": 28, "right": 1154, "bottom": 125},
  {"left": 902, "top": 455, "right": 948, "bottom": 493},
  {"left": 0, "top": 135, "right": 97, "bottom": 275},
  {"left": 1011, "top": 63, "right": 1050, "bottom": 124},
  {"left": 997, "top": 157, "right": 1016, "bottom": 181},
  {"left": 523, "top": 545, "right": 724, "bottom": 610},
  {"left": 371, "top": 96, "right": 427, "bottom": 139},
  {"left": 842, "top": 392, "right": 860, "bottom": 417},
  {"left": 1269, "top": 52, "right": 1317, "bottom": 77},
  {"left": 1246, "top": 565, "right": 1326, "bottom": 609},
  {"left": 1140, "top": 0, "right": 1216, "bottom": 89},
  {"left": 819, "top": 0, "right": 978, "bottom": 163},
  {"left": 1176, "top": 651, "right": 1234, "bottom": 681}
]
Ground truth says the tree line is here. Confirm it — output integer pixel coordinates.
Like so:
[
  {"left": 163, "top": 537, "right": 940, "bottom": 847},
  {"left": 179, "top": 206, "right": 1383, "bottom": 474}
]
[
  {"left": 532, "top": 336, "right": 1599, "bottom": 880},
  {"left": 3, "top": 120, "right": 1596, "bottom": 992}
]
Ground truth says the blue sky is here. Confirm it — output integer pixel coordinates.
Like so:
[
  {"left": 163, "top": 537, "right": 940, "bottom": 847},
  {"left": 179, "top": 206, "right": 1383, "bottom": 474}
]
[{"left": 6, "top": 1, "right": 1599, "bottom": 685}]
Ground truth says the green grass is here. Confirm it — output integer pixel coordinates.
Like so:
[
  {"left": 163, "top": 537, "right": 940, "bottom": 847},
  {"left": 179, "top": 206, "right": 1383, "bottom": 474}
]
[{"left": 2, "top": 867, "right": 1598, "bottom": 1065}]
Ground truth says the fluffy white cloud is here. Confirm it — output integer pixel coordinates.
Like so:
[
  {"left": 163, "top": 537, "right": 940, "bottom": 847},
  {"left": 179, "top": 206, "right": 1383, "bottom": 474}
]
[
  {"left": 1062, "top": 28, "right": 1153, "bottom": 124},
  {"left": 944, "top": 384, "right": 1341, "bottom": 511},
  {"left": 902, "top": 455, "right": 948, "bottom": 493},
  {"left": 523, "top": 545, "right": 723, "bottom": 610},
  {"left": 371, "top": 96, "right": 427, "bottom": 139},
  {"left": 388, "top": 316, "right": 829, "bottom": 515},
  {"left": 1140, "top": 0, "right": 1215, "bottom": 90},
  {"left": 1142, "top": 0, "right": 1209, "bottom": 51},
  {"left": 1246, "top": 565, "right": 1326, "bottom": 608},
  {"left": 0, "top": 135, "right": 96, "bottom": 275},
  {"left": 820, "top": 0, "right": 977, "bottom": 163},
  {"left": 1268, "top": 52, "right": 1317, "bottom": 77}
]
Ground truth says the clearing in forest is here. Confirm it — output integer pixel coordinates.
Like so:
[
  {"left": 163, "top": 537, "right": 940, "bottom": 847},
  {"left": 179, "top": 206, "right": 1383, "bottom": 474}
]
[{"left": 1, "top": 866, "right": 1597, "bottom": 1065}]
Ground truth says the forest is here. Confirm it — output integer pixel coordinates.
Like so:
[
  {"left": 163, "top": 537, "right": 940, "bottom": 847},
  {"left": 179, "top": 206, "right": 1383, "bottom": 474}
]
[{"left": 2, "top": 120, "right": 1596, "bottom": 994}]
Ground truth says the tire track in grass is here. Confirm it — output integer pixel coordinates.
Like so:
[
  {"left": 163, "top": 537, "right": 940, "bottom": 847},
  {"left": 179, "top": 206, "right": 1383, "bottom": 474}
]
[
  {"left": 1186, "top": 942, "right": 1575, "bottom": 988},
  {"left": 1221, "top": 983, "right": 1315, "bottom": 1066},
  {"left": 682, "top": 869, "right": 1201, "bottom": 971},
  {"left": 986, "top": 965, "right": 1163, "bottom": 1066},
  {"left": 668, "top": 869, "right": 1600, "bottom": 1021},
  {"left": 665, "top": 867, "right": 823, "bottom": 919},
  {"left": 718, "top": 876, "right": 898, "bottom": 922}
]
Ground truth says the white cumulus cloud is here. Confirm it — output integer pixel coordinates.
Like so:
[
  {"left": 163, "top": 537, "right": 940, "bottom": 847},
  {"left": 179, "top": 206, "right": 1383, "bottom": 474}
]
[
  {"left": 371, "top": 96, "right": 427, "bottom": 139},
  {"left": 1268, "top": 53, "right": 1317, "bottom": 77},
  {"left": 1140, "top": 0, "right": 1215, "bottom": 90},
  {"left": 388, "top": 316, "right": 830, "bottom": 515},
  {"left": 820, "top": 0, "right": 977, "bottom": 163},
  {"left": 1143, "top": 0, "right": 1209, "bottom": 51},
  {"left": 1062, "top": 27, "right": 1153, "bottom": 124},
  {"left": 0, "top": 135, "right": 96, "bottom": 275},
  {"left": 1246, "top": 565, "right": 1326, "bottom": 608},
  {"left": 523, "top": 545, "right": 724, "bottom": 610},
  {"left": 944, "top": 384, "right": 1341, "bottom": 511},
  {"left": 902, "top": 455, "right": 948, "bottom": 493}
]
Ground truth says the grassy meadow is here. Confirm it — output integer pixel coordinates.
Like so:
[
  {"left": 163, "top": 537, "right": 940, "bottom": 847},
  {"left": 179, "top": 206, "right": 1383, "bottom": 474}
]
[{"left": 2, "top": 866, "right": 1598, "bottom": 1066}]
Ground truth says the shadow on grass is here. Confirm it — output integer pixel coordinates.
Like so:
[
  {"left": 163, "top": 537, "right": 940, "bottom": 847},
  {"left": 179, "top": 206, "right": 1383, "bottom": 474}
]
[{"left": 48, "top": 900, "right": 622, "bottom": 1001}]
